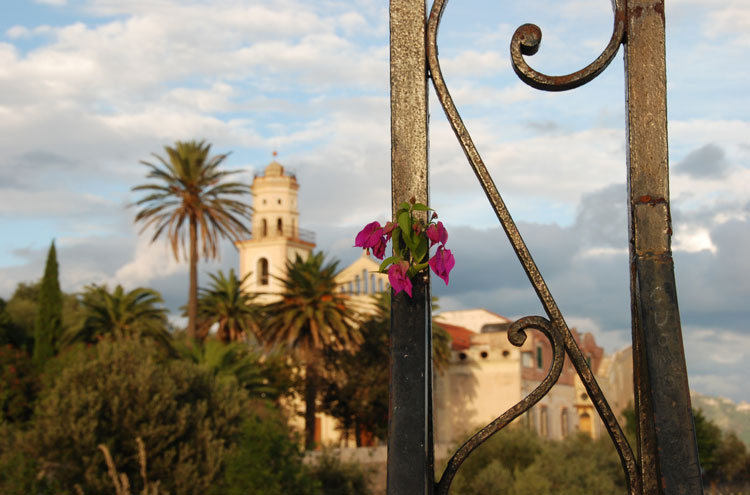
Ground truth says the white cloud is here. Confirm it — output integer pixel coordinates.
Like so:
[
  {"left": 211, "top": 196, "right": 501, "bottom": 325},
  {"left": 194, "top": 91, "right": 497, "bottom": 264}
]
[
  {"left": 112, "top": 235, "right": 185, "bottom": 290},
  {"left": 673, "top": 227, "right": 717, "bottom": 253}
]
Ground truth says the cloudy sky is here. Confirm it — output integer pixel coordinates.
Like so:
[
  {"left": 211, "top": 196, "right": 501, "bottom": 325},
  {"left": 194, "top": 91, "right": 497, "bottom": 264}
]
[{"left": 1, "top": 0, "right": 748, "bottom": 402}]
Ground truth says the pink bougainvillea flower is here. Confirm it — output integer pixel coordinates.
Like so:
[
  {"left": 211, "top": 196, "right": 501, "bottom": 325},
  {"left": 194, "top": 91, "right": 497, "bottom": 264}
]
[
  {"left": 383, "top": 221, "right": 396, "bottom": 241},
  {"left": 426, "top": 221, "right": 448, "bottom": 247},
  {"left": 355, "top": 221, "right": 383, "bottom": 248},
  {"left": 354, "top": 221, "right": 387, "bottom": 259},
  {"left": 388, "top": 260, "right": 413, "bottom": 297},
  {"left": 429, "top": 246, "right": 455, "bottom": 285},
  {"left": 371, "top": 236, "right": 386, "bottom": 259}
]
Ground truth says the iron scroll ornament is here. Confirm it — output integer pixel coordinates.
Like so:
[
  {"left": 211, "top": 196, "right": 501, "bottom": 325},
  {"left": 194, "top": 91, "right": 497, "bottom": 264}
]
[{"left": 425, "top": 0, "right": 640, "bottom": 494}]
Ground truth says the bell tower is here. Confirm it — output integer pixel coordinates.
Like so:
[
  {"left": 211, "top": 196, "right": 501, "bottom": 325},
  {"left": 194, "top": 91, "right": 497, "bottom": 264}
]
[{"left": 236, "top": 154, "right": 315, "bottom": 300}]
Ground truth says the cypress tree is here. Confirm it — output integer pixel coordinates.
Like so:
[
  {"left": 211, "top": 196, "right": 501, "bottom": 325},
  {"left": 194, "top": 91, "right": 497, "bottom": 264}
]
[{"left": 33, "top": 240, "right": 63, "bottom": 364}]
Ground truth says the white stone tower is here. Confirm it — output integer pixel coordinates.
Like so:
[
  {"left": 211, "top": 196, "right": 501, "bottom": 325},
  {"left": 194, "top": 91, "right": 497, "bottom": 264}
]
[{"left": 235, "top": 154, "right": 315, "bottom": 300}]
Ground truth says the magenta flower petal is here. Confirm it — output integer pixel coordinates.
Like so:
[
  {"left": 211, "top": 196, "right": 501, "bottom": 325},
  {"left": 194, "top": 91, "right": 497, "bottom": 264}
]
[
  {"left": 429, "top": 246, "right": 455, "bottom": 285},
  {"left": 436, "top": 221, "right": 448, "bottom": 245},
  {"left": 426, "top": 221, "right": 448, "bottom": 247},
  {"left": 388, "top": 261, "right": 413, "bottom": 297},
  {"left": 371, "top": 236, "right": 386, "bottom": 259},
  {"left": 354, "top": 221, "right": 384, "bottom": 250}
]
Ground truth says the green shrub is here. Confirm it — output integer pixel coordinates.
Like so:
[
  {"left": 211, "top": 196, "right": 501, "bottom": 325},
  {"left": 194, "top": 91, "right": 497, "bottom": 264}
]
[
  {"left": 512, "top": 434, "right": 624, "bottom": 495},
  {"left": 447, "top": 427, "right": 625, "bottom": 495},
  {"left": 307, "top": 450, "right": 371, "bottom": 495},
  {"left": 0, "top": 344, "right": 38, "bottom": 423},
  {"left": 217, "top": 404, "right": 317, "bottom": 495},
  {"left": 17, "top": 337, "right": 249, "bottom": 495}
]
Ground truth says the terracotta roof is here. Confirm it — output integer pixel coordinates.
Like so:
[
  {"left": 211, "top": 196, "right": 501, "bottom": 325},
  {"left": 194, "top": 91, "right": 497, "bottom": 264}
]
[{"left": 438, "top": 323, "right": 474, "bottom": 351}]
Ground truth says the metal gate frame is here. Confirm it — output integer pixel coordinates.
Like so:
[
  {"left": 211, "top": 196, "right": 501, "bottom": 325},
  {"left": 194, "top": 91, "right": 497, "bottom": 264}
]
[{"left": 387, "top": 1, "right": 703, "bottom": 494}]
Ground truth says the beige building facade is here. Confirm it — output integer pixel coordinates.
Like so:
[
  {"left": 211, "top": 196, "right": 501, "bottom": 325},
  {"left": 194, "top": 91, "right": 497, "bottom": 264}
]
[{"left": 433, "top": 309, "right": 620, "bottom": 444}]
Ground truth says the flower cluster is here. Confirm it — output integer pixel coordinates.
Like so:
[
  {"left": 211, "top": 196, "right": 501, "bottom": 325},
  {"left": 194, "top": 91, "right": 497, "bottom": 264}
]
[{"left": 354, "top": 200, "right": 455, "bottom": 297}]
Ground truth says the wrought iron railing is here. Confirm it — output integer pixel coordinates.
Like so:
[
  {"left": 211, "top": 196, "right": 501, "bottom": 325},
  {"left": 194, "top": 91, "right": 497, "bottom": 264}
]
[{"left": 388, "top": 1, "right": 703, "bottom": 494}]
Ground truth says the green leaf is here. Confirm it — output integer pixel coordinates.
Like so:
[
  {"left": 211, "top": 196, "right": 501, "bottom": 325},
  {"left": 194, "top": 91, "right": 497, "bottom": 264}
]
[
  {"left": 412, "top": 262, "right": 429, "bottom": 272},
  {"left": 412, "top": 203, "right": 430, "bottom": 212},
  {"left": 413, "top": 236, "right": 428, "bottom": 263},
  {"left": 379, "top": 256, "right": 401, "bottom": 272},
  {"left": 397, "top": 211, "right": 414, "bottom": 249},
  {"left": 399, "top": 202, "right": 411, "bottom": 211},
  {"left": 392, "top": 228, "right": 402, "bottom": 255}
]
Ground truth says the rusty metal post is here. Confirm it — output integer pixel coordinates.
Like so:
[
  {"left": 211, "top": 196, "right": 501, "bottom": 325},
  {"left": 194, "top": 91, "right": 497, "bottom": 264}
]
[
  {"left": 388, "top": 0, "right": 433, "bottom": 494},
  {"left": 624, "top": 1, "right": 703, "bottom": 493}
]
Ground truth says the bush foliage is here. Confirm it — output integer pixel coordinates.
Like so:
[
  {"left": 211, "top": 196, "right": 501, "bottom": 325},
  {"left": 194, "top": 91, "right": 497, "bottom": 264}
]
[
  {"left": 217, "top": 405, "right": 317, "bottom": 495},
  {"left": 5, "top": 337, "right": 250, "bottom": 495},
  {"left": 448, "top": 427, "right": 625, "bottom": 495}
]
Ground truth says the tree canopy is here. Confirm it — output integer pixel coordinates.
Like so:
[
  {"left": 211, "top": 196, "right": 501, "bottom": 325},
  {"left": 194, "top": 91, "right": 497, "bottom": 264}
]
[
  {"left": 260, "top": 252, "right": 361, "bottom": 449},
  {"left": 64, "top": 284, "right": 170, "bottom": 350},
  {"left": 195, "top": 269, "right": 260, "bottom": 342},
  {"left": 33, "top": 241, "right": 63, "bottom": 365}
]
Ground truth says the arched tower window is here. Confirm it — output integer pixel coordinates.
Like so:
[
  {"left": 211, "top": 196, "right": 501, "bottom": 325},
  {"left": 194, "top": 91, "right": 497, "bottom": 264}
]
[
  {"left": 261, "top": 219, "right": 267, "bottom": 237},
  {"left": 277, "top": 218, "right": 283, "bottom": 235},
  {"left": 258, "top": 258, "right": 269, "bottom": 286}
]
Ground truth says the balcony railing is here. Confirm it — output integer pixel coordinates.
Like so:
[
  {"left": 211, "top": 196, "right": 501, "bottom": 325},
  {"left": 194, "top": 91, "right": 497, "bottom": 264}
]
[{"left": 251, "top": 225, "right": 315, "bottom": 245}]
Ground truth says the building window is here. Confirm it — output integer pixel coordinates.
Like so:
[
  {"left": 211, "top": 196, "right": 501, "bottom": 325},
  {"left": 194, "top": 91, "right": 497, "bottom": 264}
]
[
  {"left": 370, "top": 274, "right": 376, "bottom": 293},
  {"left": 378, "top": 278, "right": 384, "bottom": 292},
  {"left": 521, "top": 352, "right": 533, "bottom": 368},
  {"left": 355, "top": 275, "right": 361, "bottom": 294},
  {"left": 362, "top": 269, "right": 368, "bottom": 293},
  {"left": 277, "top": 198, "right": 282, "bottom": 205},
  {"left": 277, "top": 218, "right": 283, "bottom": 234},
  {"left": 348, "top": 281, "right": 354, "bottom": 294},
  {"left": 261, "top": 219, "right": 267, "bottom": 237},
  {"left": 561, "top": 408, "right": 569, "bottom": 438},
  {"left": 536, "top": 344, "right": 544, "bottom": 369},
  {"left": 540, "top": 407, "right": 549, "bottom": 438},
  {"left": 258, "top": 258, "right": 269, "bottom": 286}
]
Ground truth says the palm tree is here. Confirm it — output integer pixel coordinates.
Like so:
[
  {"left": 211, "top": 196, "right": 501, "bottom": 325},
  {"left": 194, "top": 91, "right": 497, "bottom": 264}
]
[
  {"left": 175, "top": 337, "right": 289, "bottom": 400},
  {"left": 260, "top": 252, "right": 362, "bottom": 449},
  {"left": 131, "top": 140, "right": 252, "bottom": 340},
  {"left": 64, "top": 284, "right": 170, "bottom": 347},
  {"left": 195, "top": 269, "right": 260, "bottom": 343}
]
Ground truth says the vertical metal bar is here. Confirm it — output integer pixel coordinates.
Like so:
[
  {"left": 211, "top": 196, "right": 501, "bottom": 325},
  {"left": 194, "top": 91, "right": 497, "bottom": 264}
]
[
  {"left": 388, "top": 1, "right": 432, "bottom": 494},
  {"left": 624, "top": 1, "right": 703, "bottom": 493}
]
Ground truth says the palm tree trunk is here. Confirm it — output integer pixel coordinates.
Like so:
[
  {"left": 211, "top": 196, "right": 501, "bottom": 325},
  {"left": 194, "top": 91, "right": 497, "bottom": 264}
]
[
  {"left": 304, "top": 366, "right": 318, "bottom": 450},
  {"left": 188, "top": 215, "right": 198, "bottom": 340}
]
